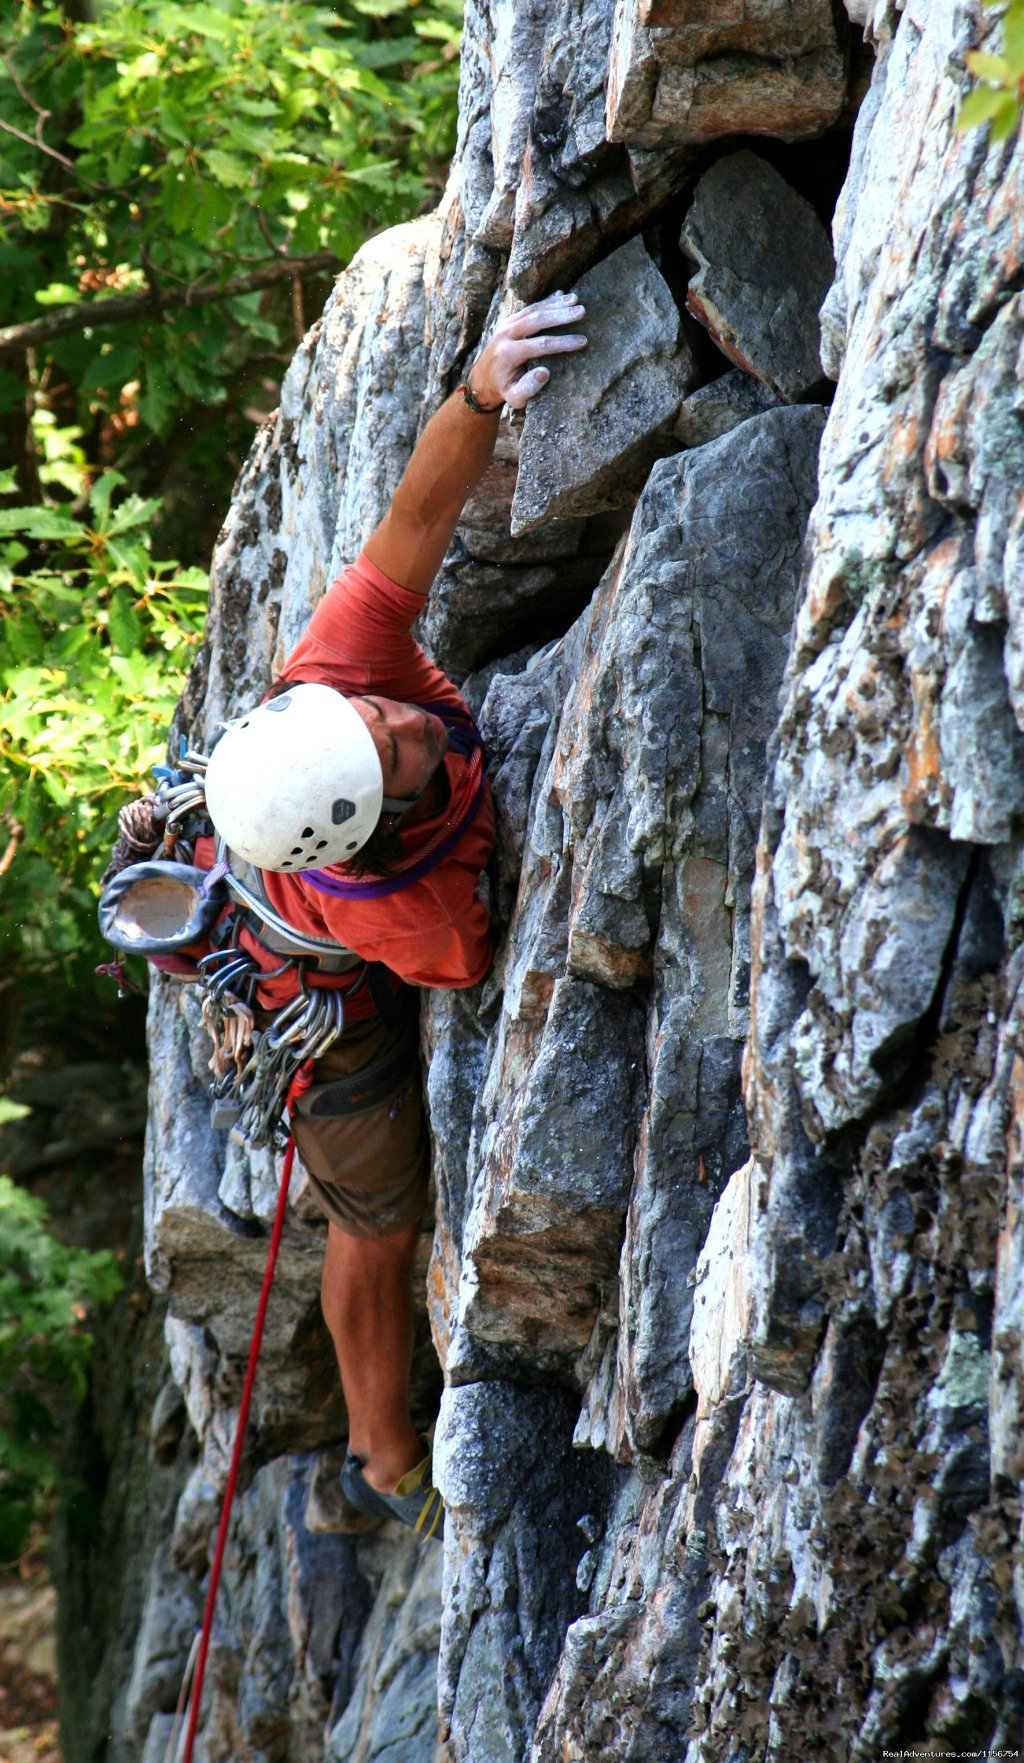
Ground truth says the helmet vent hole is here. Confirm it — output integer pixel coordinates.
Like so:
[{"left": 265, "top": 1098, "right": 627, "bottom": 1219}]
[
  {"left": 346, "top": 841, "right": 358, "bottom": 851},
  {"left": 301, "top": 826, "right": 315, "bottom": 839},
  {"left": 281, "top": 860, "right": 293, "bottom": 868},
  {"left": 291, "top": 846, "right": 303, "bottom": 856},
  {"left": 315, "top": 839, "right": 328, "bottom": 850}
]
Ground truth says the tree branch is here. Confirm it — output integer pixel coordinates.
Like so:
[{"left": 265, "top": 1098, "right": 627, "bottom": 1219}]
[
  {"left": 0, "top": 252, "right": 342, "bottom": 353},
  {"left": 0, "top": 822, "right": 24, "bottom": 879},
  {"left": 0, "top": 113, "right": 78, "bottom": 174},
  {"left": 2, "top": 51, "right": 52, "bottom": 129}
]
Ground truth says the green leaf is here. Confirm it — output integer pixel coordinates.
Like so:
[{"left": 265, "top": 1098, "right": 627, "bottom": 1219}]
[
  {"left": 221, "top": 119, "right": 276, "bottom": 155},
  {"left": 0, "top": 507, "right": 86, "bottom": 542},
  {"left": 89, "top": 471, "right": 127, "bottom": 522},
  {"left": 203, "top": 148, "right": 251, "bottom": 189},
  {"left": 182, "top": 5, "right": 235, "bottom": 41},
  {"left": 965, "top": 49, "right": 1011, "bottom": 79},
  {"left": 136, "top": 371, "right": 176, "bottom": 435},
  {"left": 34, "top": 282, "right": 82, "bottom": 307},
  {"left": 989, "top": 92, "right": 1022, "bottom": 135},
  {"left": 349, "top": 0, "right": 413, "bottom": 16},
  {"left": 157, "top": 99, "right": 196, "bottom": 145},
  {"left": 107, "top": 589, "right": 142, "bottom": 654},
  {"left": 957, "top": 83, "right": 1019, "bottom": 128},
  {"left": 105, "top": 537, "right": 151, "bottom": 584},
  {"left": 0, "top": 1100, "right": 31, "bottom": 1123},
  {"left": 1005, "top": 4, "right": 1024, "bottom": 66},
  {"left": 79, "top": 342, "right": 140, "bottom": 395},
  {"left": 105, "top": 494, "right": 162, "bottom": 536}
]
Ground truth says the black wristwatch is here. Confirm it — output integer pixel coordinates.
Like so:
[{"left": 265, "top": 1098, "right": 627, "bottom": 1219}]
[{"left": 459, "top": 380, "right": 504, "bottom": 415}]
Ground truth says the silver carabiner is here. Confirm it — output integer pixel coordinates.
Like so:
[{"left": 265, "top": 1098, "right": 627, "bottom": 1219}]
[
  {"left": 309, "top": 989, "right": 344, "bottom": 1060},
  {"left": 207, "top": 957, "right": 254, "bottom": 1002},
  {"left": 282, "top": 1001, "right": 324, "bottom": 1053},
  {"left": 263, "top": 991, "right": 310, "bottom": 1051},
  {"left": 198, "top": 944, "right": 241, "bottom": 973}
]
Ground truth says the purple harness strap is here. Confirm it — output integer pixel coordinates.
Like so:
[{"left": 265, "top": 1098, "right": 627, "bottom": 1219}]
[{"left": 303, "top": 703, "right": 486, "bottom": 902}]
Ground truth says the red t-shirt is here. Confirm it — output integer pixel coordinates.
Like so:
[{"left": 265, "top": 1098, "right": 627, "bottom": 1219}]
[{"left": 243, "top": 552, "right": 494, "bottom": 1012}]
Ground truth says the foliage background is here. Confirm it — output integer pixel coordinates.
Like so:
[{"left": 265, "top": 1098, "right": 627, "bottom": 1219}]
[
  {"left": 0, "top": 0, "right": 461, "bottom": 1013},
  {"left": 0, "top": 1164, "right": 121, "bottom": 1562}
]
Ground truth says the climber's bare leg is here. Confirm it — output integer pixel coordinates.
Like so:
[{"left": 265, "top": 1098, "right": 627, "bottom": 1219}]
[{"left": 320, "top": 1221, "right": 423, "bottom": 1493}]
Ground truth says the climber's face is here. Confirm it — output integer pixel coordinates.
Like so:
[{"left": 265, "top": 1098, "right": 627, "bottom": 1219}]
[{"left": 348, "top": 695, "right": 450, "bottom": 801}]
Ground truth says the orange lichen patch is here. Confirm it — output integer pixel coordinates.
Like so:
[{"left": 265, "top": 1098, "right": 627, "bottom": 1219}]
[
  {"left": 880, "top": 400, "right": 921, "bottom": 484},
  {"left": 684, "top": 288, "right": 762, "bottom": 383},
  {"left": 567, "top": 929, "right": 651, "bottom": 987},
  {"left": 843, "top": 656, "right": 882, "bottom": 719},
  {"left": 1006, "top": 1052, "right": 1024, "bottom": 1174},
  {"left": 426, "top": 1239, "right": 457, "bottom": 1367},
  {"left": 986, "top": 168, "right": 1024, "bottom": 287},
  {"left": 681, "top": 852, "right": 727, "bottom": 919},
  {"left": 799, "top": 532, "right": 854, "bottom": 641},
  {"left": 902, "top": 693, "right": 942, "bottom": 823},
  {"left": 518, "top": 967, "right": 556, "bottom": 1018},
  {"left": 923, "top": 369, "right": 971, "bottom": 501}
]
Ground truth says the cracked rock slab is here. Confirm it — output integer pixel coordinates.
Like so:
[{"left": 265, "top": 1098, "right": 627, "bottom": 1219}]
[
  {"left": 672, "top": 366, "right": 781, "bottom": 448},
  {"left": 606, "top": 0, "right": 845, "bottom": 149},
  {"left": 510, "top": 236, "right": 696, "bottom": 535},
  {"left": 681, "top": 149, "right": 836, "bottom": 401}
]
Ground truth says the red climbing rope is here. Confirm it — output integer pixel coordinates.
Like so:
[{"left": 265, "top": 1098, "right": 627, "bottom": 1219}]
[{"left": 176, "top": 1063, "right": 314, "bottom": 1763}]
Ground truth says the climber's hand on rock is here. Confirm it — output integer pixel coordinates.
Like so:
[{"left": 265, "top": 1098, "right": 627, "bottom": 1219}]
[{"left": 468, "top": 291, "right": 587, "bottom": 413}]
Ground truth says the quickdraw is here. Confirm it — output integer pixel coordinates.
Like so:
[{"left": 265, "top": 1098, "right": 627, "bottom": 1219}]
[{"left": 197, "top": 943, "right": 349, "bottom": 1149}]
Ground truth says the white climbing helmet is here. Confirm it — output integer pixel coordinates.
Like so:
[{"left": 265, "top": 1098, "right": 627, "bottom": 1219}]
[{"left": 204, "top": 683, "right": 387, "bottom": 871}]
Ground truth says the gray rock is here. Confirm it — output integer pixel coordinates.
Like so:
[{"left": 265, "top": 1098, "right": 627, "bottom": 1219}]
[
  {"left": 510, "top": 236, "right": 697, "bottom": 535},
  {"left": 680, "top": 150, "right": 836, "bottom": 401},
  {"left": 434, "top": 1381, "right": 613, "bottom": 1763},
  {"left": 148, "top": 1377, "right": 187, "bottom": 1464},
  {"left": 140, "top": 1718, "right": 177, "bottom": 1763},
  {"left": 453, "top": 975, "right": 646, "bottom": 1373},
  {"left": 672, "top": 368, "right": 781, "bottom": 447},
  {"left": 119, "top": 1548, "right": 202, "bottom": 1755},
  {"left": 606, "top": 0, "right": 846, "bottom": 150},
  {"left": 325, "top": 1541, "right": 441, "bottom": 1763},
  {"left": 303, "top": 1445, "right": 383, "bottom": 1537},
  {"left": 502, "top": 0, "right": 695, "bottom": 298}
]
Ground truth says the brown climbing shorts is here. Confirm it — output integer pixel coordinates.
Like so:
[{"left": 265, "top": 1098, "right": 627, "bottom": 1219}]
[{"left": 289, "top": 1013, "right": 430, "bottom": 1239}]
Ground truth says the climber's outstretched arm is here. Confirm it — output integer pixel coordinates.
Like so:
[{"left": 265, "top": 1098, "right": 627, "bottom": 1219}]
[{"left": 362, "top": 291, "right": 586, "bottom": 598}]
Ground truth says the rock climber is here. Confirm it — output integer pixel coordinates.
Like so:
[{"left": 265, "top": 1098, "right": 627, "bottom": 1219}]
[{"left": 106, "top": 291, "right": 587, "bottom": 1538}]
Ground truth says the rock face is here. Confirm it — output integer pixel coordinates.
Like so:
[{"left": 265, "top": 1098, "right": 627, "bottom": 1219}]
[
  {"left": 72, "top": 0, "right": 1024, "bottom": 1758},
  {"left": 680, "top": 150, "right": 836, "bottom": 400},
  {"left": 509, "top": 234, "right": 698, "bottom": 534},
  {"left": 606, "top": 0, "right": 847, "bottom": 151}
]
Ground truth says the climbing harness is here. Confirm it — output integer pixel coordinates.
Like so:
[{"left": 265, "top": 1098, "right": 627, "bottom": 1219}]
[
  {"left": 97, "top": 748, "right": 355, "bottom": 1148},
  {"left": 204, "top": 959, "right": 347, "bottom": 1146}
]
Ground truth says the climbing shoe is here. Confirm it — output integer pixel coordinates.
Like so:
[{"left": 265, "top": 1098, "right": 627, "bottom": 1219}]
[{"left": 341, "top": 1448, "right": 444, "bottom": 1541}]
